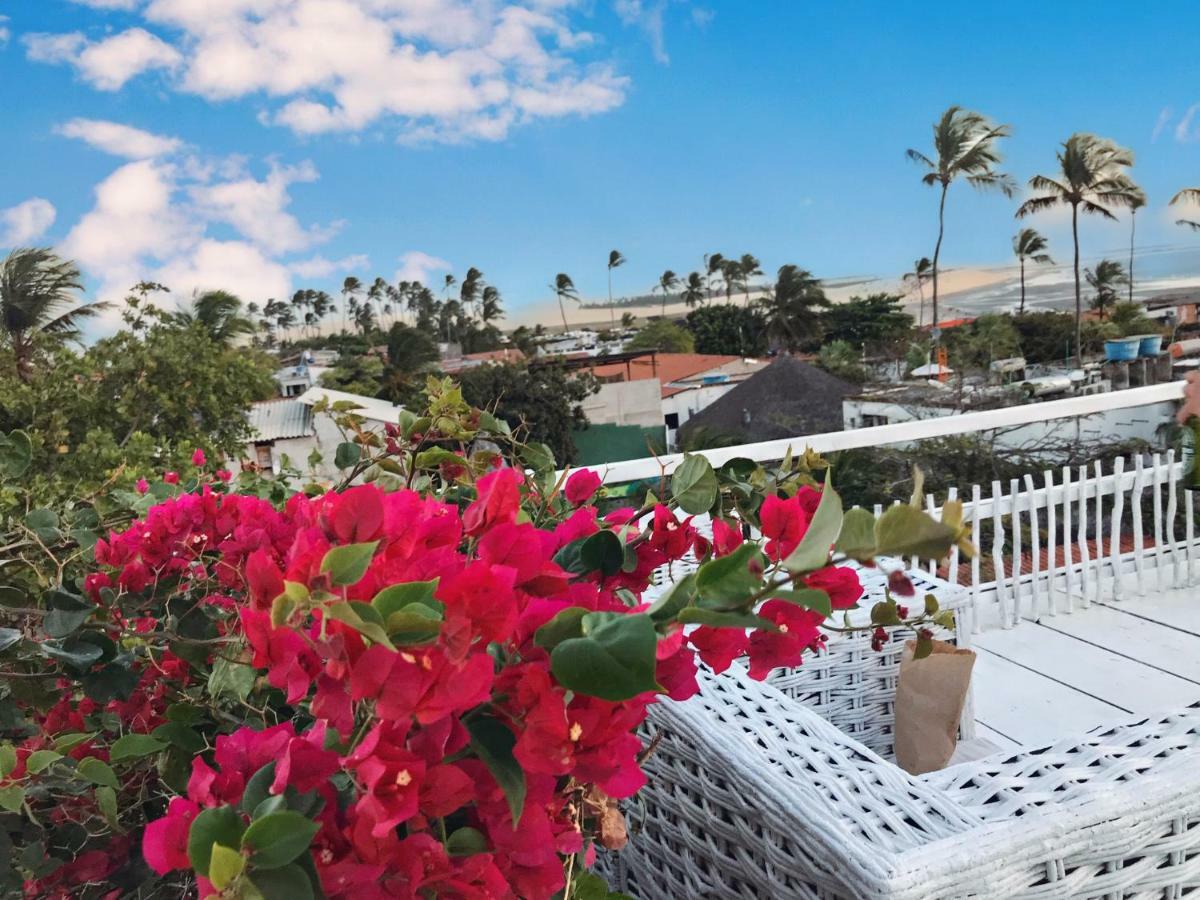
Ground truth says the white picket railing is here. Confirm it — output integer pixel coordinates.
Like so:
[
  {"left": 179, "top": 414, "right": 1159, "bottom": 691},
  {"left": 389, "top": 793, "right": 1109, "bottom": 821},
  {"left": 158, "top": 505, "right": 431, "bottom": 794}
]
[{"left": 589, "top": 380, "right": 1200, "bottom": 635}]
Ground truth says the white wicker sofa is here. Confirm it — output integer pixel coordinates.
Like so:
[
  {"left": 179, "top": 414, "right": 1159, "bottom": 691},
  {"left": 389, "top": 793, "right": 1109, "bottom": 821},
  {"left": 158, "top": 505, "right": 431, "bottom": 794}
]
[{"left": 605, "top": 663, "right": 1200, "bottom": 898}]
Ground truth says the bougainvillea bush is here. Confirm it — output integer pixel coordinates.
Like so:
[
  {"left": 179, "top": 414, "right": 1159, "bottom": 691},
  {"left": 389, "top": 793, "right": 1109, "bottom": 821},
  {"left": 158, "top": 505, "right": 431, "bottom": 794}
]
[{"left": 0, "top": 380, "right": 967, "bottom": 898}]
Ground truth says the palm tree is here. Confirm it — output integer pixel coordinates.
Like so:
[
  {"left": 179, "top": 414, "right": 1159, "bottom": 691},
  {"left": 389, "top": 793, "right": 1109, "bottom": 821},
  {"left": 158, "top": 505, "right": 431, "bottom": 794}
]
[
  {"left": 1170, "top": 187, "right": 1200, "bottom": 231},
  {"left": 459, "top": 267, "right": 483, "bottom": 320},
  {"left": 737, "top": 253, "right": 763, "bottom": 306},
  {"left": 1127, "top": 195, "right": 1145, "bottom": 305},
  {"left": 0, "top": 248, "right": 105, "bottom": 382},
  {"left": 760, "top": 264, "right": 829, "bottom": 352},
  {"left": 1017, "top": 133, "right": 1144, "bottom": 367},
  {"left": 173, "top": 289, "right": 255, "bottom": 347},
  {"left": 340, "top": 276, "right": 362, "bottom": 335},
  {"left": 681, "top": 271, "right": 706, "bottom": 308},
  {"left": 1085, "top": 259, "right": 1128, "bottom": 321},
  {"left": 550, "top": 273, "right": 578, "bottom": 333},
  {"left": 1012, "top": 228, "right": 1053, "bottom": 314},
  {"left": 903, "top": 257, "right": 933, "bottom": 326},
  {"left": 654, "top": 269, "right": 680, "bottom": 317},
  {"left": 480, "top": 285, "right": 503, "bottom": 325},
  {"left": 720, "top": 259, "right": 742, "bottom": 302},
  {"left": 620, "top": 311, "right": 635, "bottom": 329},
  {"left": 606, "top": 250, "right": 625, "bottom": 328},
  {"left": 705, "top": 253, "right": 726, "bottom": 301},
  {"left": 907, "top": 106, "right": 1015, "bottom": 334}
]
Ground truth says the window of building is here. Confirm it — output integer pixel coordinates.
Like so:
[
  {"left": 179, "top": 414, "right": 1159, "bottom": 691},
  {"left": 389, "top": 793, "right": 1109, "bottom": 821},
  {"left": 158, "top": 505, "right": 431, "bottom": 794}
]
[
  {"left": 255, "top": 444, "right": 273, "bottom": 470},
  {"left": 664, "top": 412, "right": 680, "bottom": 429},
  {"left": 862, "top": 414, "right": 889, "bottom": 428}
]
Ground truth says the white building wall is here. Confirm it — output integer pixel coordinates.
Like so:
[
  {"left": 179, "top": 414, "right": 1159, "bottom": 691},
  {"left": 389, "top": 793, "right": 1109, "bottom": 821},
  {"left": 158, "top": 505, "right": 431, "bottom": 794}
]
[
  {"left": 582, "top": 380, "right": 663, "bottom": 429},
  {"left": 662, "top": 383, "right": 741, "bottom": 449}
]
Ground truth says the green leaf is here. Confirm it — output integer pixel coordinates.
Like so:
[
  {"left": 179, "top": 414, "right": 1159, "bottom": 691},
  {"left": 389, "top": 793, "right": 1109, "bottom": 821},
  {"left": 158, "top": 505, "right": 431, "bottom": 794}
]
[
  {"left": 24, "top": 508, "right": 61, "bottom": 542},
  {"left": 870, "top": 600, "right": 903, "bottom": 627},
  {"left": 579, "top": 530, "right": 625, "bottom": 577},
  {"left": 0, "top": 785, "right": 24, "bottom": 813},
  {"left": 320, "top": 541, "right": 379, "bottom": 586},
  {"left": 445, "top": 826, "right": 489, "bottom": 857},
  {"left": 551, "top": 612, "right": 659, "bottom": 702},
  {"left": 239, "top": 763, "right": 277, "bottom": 816},
  {"left": 767, "top": 588, "right": 833, "bottom": 618},
  {"left": 835, "top": 507, "right": 877, "bottom": 561},
  {"left": 25, "top": 750, "right": 63, "bottom": 774},
  {"left": 249, "top": 863, "right": 314, "bottom": 900},
  {"left": 414, "top": 447, "right": 467, "bottom": 469},
  {"left": 51, "top": 732, "right": 96, "bottom": 753},
  {"left": 675, "top": 608, "right": 775, "bottom": 630},
  {"left": 371, "top": 580, "right": 440, "bottom": 619},
  {"left": 0, "top": 628, "right": 20, "bottom": 653},
  {"left": 187, "top": 805, "right": 245, "bottom": 876},
  {"left": 269, "top": 581, "right": 310, "bottom": 628},
  {"left": 110, "top": 733, "right": 168, "bottom": 762},
  {"left": 384, "top": 605, "right": 442, "bottom": 645},
  {"left": 0, "top": 745, "right": 16, "bottom": 778},
  {"left": 40, "top": 639, "right": 103, "bottom": 670},
  {"left": 913, "top": 630, "right": 934, "bottom": 660},
  {"left": 0, "top": 585, "right": 25, "bottom": 607},
  {"left": 324, "top": 602, "right": 395, "bottom": 650},
  {"left": 671, "top": 454, "right": 719, "bottom": 515},
  {"left": 334, "top": 441, "right": 361, "bottom": 470},
  {"left": 533, "top": 606, "right": 588, "bottom": 650},
  {"left": 520, "top": 441, "right": 556, "bottom": 475},
  {"left": 76, "top": 757, "right": 117, "bottom": 788},
  {"left": 874, "top": 505, "right": 958, "bottom": 560},
  {"left": 0, "top": 430, "right": 32, "bottom": 478},
  {"left": 241, "top": 811, "right": 321, "bottom": 870},
  {"left": 695, "top": 544, "right": 764, "bottom": 611},
  {"left": 208, "top": 843, "right": 246, "bottom": 890},
  {"left": 782, "top": 484, "right": 843, "bottom": 573},
  {"left": 924, "top": 593, "right": 939, "bottom": 616},
  {"left": 208, "top": 656, "right": 257, "bottom": 701},
  {"left": 647, "top": 573, "right": 696, "bottom": 623},
  {"left": 552, "top": 537, "right": 588, "bottom": 575},
  {"left": 466, "top": 715, "right": 526, "bottom": 827},
  {"left": 96, "top": 785, "right": 120, "bottom": 830},
  {"left": 44, "top": 591, "right": 93, "bottom": 639}
]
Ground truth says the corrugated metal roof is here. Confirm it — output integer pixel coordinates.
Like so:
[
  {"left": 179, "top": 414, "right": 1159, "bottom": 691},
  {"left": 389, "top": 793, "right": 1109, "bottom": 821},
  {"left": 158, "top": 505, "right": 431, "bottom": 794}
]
[
  {"left": 248, "top": 400, "right": 314, "bottom": 442},
  {"left": 297, "top": 387, "right": 406, "bottom": 425}
]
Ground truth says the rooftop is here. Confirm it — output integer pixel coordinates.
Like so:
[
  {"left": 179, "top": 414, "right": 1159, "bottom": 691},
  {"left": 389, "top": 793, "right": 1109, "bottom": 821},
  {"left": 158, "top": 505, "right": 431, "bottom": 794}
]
[
  {"left": 247, "top": 398, "right": 314, "bottom": 442},
  {"left": 296, "top": 387, "right": 406, "bottom": 424},
  {"left": 589, "top": 353, "right": 744, "bottom": 399}
]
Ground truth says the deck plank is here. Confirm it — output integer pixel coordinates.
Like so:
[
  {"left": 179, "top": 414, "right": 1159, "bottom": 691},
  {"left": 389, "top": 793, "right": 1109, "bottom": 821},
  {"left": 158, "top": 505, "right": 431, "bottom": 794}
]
[
  {"left": 973, "top": 619, "right": 1200, "bottom": 715},
  {"left": 969, "top": 650, "right": 1130, "bottom": 746}
]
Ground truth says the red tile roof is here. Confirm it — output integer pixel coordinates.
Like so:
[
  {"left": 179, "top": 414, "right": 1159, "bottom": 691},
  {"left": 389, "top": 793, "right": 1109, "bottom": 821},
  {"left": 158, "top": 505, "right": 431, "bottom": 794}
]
[{"left": 587, "top": 353, "right": 740, "bottom": 398}]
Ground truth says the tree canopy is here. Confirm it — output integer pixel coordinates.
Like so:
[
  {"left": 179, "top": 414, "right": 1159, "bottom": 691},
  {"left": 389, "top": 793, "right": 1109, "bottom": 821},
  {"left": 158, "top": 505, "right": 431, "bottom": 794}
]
[
  {"left": 685, "top": 304, "right": 767, "bottom": 356},
  {"left": 821, "top": 293, "right": 914, "bottom": 350},
  {"left": 626, "top": 319, "right": 695, "bottom": 354}
]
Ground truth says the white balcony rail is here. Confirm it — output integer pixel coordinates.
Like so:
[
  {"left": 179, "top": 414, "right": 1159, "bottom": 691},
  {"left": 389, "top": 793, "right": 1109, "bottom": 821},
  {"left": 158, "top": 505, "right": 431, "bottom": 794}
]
[{"left": 581, "top": 380, "right": 1198, "bottom": 635}]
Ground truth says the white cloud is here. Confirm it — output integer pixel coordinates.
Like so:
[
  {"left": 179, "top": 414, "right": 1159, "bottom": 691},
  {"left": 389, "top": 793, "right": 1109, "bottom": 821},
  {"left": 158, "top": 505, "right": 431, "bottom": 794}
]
[
  {"left": 27, "top": 0, "right": 633, "bottom": 142},
  {"left": 0, "top": 15, "right": 10, "bottom": 46},
  {"left": 1152, "top": 107, "right": 1172, "bottom": 143},
  {"left": 69, "top": 0, "right": 143, "bottom": 8},
  {"left": 0, "top": 199, "right": 58, "bottom": 246},
  {"left": 1176, "top": 103, "right": 1200, "bottom": 143},
  {"left": 615, "top": 0, "right": 669, "bottom": 64},
  {"left": 189, "top": 160, "right": 338, "bottom": 254},
  {"left": 690, "top": 7, "right": 714, "bottom": 28},
  {"left": 156, "top": 239, "right": 293, "bottom": 303},
  {"left": 25, "top": 27, "right": 181, "bottom": 90},
  {"left": 290, "top": 253, "right": 370, "bottom": 279},
  {"left": 56, "top": 118, "right": 182, "bottom": 159},
  {"left": 394, "top": 250, "right": 451, "bottom": 285}
]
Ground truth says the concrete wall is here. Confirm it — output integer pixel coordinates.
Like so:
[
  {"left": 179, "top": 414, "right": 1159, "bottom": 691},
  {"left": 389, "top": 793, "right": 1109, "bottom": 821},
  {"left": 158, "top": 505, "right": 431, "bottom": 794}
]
[
  {"left": 662, "top": 383, "right": 740, "bottom": 449},
  {"left": 582, "top": 379, "right": 663, "bottom": 429}
]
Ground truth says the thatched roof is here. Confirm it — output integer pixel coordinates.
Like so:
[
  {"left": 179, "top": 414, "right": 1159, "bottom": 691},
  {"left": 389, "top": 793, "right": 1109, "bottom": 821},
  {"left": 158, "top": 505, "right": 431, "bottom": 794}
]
[{"left": 678, "top": 355, "right": 853, "bottom": 447}]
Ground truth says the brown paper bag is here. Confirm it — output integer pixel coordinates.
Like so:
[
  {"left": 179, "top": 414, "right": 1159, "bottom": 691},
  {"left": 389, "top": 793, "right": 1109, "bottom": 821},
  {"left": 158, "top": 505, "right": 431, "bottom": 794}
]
[{"left": 893, "top": 639, "right": 976, "bottom": 775}]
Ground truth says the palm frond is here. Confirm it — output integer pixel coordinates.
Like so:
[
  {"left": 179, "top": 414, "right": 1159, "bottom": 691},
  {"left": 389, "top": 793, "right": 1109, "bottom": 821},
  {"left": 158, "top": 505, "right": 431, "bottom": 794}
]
[
  {"left": 1015, "top": 195, "right": 1064, "bottom": 218},
  {"left": 905, "top": 148, "right": 935, "bottom": 169},
  {"left": 1176, "top": 219, "right": 1200, "bottom": 231},
  {"left": 1170, "top": 188, "right": 1200, "bottom": 206},
  {"left": 1078, "top": 200, "right": 1119, "bottom": 221}
]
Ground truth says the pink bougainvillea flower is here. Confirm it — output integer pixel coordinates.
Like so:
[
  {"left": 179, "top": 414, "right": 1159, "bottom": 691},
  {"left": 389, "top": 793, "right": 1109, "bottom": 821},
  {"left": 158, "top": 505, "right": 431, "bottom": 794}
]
[
  {"left": 759, "top": 493, "right": 810, "bottom": 561},
  {"left": 564, "top": 469, "right": 602, "bottom": 506},
  {"left": 887, "top": 568, "right": 916, "bottom": 597},
  {"left": 711, "top": 517, "right": 744, "bottom": 556},
  {"left": 462, "top": 467, "right": 521, "bottom": 536},
  {"left": 142, "top": 797, "right": 199, "bottom": 874},
  {"left": 135, "top": 477, "right": 149, "bottom": 494},
  {"left": 191, "top": 448, "right": 207, "bottom": 467},
  {"left": 746, "top": 598, "right": 824, "bottom": 679},
  {"left": 688, "top": 625, "right": 750, "bottom": 674},
  {"left": 216, "top": 469, "right": 232, "bottom": 482},
  {"left": 805, "top": 565, "right": 865, "bottom": 610},
  {"left": 162, "top": 471, "right": 179, "bottom": 485},
  {"left": 325, "top": 484, "right": 385, "bottom": 545}
]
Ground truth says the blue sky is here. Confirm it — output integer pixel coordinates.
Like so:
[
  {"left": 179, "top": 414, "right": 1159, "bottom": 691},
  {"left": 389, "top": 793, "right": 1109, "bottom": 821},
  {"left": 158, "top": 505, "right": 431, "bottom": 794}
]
[{"left": 2, "top": 0, "right": 1200, "bottom": 325}]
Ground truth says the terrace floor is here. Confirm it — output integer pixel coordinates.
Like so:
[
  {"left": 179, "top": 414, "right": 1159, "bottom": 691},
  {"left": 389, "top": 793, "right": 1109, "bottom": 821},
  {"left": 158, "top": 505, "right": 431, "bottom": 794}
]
[{"left": 961, "top": 580, "right": 1200, "bottom": 756}]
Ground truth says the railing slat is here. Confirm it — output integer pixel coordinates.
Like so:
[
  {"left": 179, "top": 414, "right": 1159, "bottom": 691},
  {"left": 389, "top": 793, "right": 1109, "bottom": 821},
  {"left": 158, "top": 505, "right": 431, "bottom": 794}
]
[
  {"left": 1167, "top": 448, "right": 1180, "bottom": 586},
  {"left": 970, "top": 483, "right": 982, "bottom": 633},
  {"left": 1025, "top": 473, "right": 1042, "bottom": 618},
  {"left": 991, "top": 480, "right": 1010, "bottom": 628},
  {"left": 1077, "top": 464, "right": 1091, "bottom": 609},
  {"left": 1062, "top": 465, "right": 1075, "bottom": 613},
  {"left": 1132, "top": 454, "right": 1147, "bottom": 597},
  {"left": 1010, "top": 477, "right": 1023, "bottom": 626},
  {"left": 1153, "top": 452, "right": 1166, "bottom": 591},
  {"left": 1044, "top": 470, "right": 1057, "bottom": 616},
  {"left": 1109, "top": 457, "right": 1126, "bottom": 601}
]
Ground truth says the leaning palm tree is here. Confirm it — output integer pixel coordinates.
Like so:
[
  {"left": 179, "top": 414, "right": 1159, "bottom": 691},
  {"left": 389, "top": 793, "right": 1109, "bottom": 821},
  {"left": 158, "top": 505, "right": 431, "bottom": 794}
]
[
  {"left": 480, "top": 285, "right": 503, "bottom": 325},
  {"left": 1011, "top": 228, "right": 1053, "bottom": 314},
  {"left": 340, "top": 276, "right": 362, "bottom": 335},
  {"left": 902, "top": 257, "right": 933, "bottom": 326},
  {"left": 760, "top": 264, "right": 829, "bottom": 352},
  {"left": 1170, "top": 187, "right": 1200, "bottom": 231},
  {"left": 654, "top": 269, "right": 680, "bottom": 317},
  {"left": 1017, "top": 133, "right": 1144, "bottom": 367},
  {"left": 549, "top": 273, "right": 578, "bottom": 334},
  {"left": 1127, "top": 195, "right": 1146, "bottom": 304},
  {"left": 720, "top": 259, "right": 742, "bottom": 303},
  {"left": 704, "top": 252, "right": 726, "bottom": 301},
  {"left": 737, "top": 253, "right": 763, "bottom": 306},
  {"left": 173, "top": 289, "right": 256, "bottom": 347},
  {"left": 459, "top": 267, "right": 483, "bottom": 321},
  {"left": 1085, "top": 258, "right": 1129, "bottom": 321},
  {"left": 907, "top": 106, "right": 1015, "bottom": 333},
  {"left": 606, "top": 250, "right": 625, "bottom": 328},
  {"left": 681, "top": 271, "right": 706, "bottom": 308},
  {"left": 0, "top": 248, "right": 105, "bottom": 382}
]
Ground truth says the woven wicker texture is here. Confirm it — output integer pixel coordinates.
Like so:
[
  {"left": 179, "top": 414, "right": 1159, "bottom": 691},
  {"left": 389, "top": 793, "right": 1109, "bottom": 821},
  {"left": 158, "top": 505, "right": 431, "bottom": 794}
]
[{"left": 606, "top": 665, "right": 1200, "bottom": 898}]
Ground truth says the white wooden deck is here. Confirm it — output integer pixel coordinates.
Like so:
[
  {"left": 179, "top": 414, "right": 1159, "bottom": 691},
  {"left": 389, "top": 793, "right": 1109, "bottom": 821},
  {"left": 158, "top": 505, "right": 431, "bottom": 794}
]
[{"left": 965, "top": 581, "right": 1200, "bottom": 753}]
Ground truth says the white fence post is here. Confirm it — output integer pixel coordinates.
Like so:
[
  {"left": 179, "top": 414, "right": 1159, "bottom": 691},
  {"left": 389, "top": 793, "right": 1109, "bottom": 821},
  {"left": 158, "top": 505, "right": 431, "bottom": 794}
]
[
  {"left": 1025, "top": 473, "right": 1042, "bottom": 619},
  {"left": 1153, "top": 452, "right": 1166, "bottom": 590},
  {"left": 1109, "top": 456, "right": 1126, "bottom": 601},
  {"left": 1077, "top": 465, "right": 1092, "bottom": 608},
  {"left": 1132, "top": 454, "right": 1147, "bottom": 598},
  {"left": 1062, "top": 465, "right": 1075, "bottom": 612}
]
